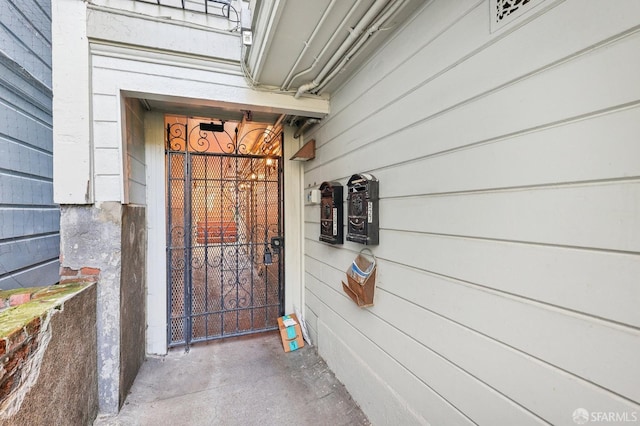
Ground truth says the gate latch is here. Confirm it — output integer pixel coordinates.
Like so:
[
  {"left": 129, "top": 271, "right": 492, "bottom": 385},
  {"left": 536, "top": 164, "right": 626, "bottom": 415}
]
[{"left": 264, "top": 247, "right": 273, "bottom": 265}]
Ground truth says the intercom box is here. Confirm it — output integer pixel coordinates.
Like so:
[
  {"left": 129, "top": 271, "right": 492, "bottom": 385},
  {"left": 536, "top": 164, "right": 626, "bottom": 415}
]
[
  {"left": 304, "top": 189, "right": 320, "bottom": 205},
  {"left": 277, "top": 313, "right": 305, "bottom": 352}
]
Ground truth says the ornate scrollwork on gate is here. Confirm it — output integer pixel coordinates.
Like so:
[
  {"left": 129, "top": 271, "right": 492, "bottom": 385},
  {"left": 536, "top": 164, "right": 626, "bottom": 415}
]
[{"left": 166, "top": 122, "right": 282, "bottom": 156}]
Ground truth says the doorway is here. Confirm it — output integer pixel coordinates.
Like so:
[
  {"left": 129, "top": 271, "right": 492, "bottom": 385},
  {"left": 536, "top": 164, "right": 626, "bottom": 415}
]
[{"left": 165, "top": 115, "right": 284, "bottom": 348}]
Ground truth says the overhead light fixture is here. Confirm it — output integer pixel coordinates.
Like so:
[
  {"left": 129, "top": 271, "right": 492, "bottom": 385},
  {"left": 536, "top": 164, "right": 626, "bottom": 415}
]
[{"left": 200, "top": 122, "right": 225, "bottom": 132}]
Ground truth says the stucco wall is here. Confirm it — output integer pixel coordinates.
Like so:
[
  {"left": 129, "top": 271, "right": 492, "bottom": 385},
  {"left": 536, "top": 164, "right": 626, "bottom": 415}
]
[
  {"left": 303, "top": 0, "right": 640, "bottom": 424},
  {"left": 60, "top": 203, "right": 123, "bottom": 414},
  {"left": 59, "top": 202, "right": 147, "bottom": 414},
  {"left": 119, "top": 205, "right": 146, "bottom": 407}
]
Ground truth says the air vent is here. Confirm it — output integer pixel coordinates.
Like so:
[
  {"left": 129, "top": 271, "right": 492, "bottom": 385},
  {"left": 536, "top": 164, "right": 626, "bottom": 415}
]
[{"left": 491, "top": 0, "right": 545, "bottom": 32}]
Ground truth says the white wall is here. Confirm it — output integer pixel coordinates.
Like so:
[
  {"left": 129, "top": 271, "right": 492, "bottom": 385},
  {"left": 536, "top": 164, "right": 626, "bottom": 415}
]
[
  {"left": 54, "top": 2, "right": 330, "bottom": 206},
  {"left": 303, "top": 0, "right": 640, "bottom": 424},
  {"left": 69, "top": 3, "right": 324, "bottom": 356}
]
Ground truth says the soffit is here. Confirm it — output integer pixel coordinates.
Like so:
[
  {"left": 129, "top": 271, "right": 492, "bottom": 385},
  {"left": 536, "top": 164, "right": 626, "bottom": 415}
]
[{"left": 247, "top": 0, "right": 425, "bottom": 96}]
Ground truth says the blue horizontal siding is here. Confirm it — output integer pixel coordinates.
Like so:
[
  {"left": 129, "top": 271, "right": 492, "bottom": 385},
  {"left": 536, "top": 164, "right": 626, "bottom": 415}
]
[{"left": 0, "top": 0, "right": 58, "bottom": 290}]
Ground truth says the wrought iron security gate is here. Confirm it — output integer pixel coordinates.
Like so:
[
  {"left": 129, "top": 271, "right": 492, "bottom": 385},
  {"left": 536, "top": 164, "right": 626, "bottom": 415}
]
[{"left": 166, "top": 119, "right": 284, "bottom": 348}]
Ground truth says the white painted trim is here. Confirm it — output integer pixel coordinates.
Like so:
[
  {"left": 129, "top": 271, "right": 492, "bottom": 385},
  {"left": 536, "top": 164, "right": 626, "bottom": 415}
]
[
  {"left": 90, "top": 43, "right": 329, "bottom": 119},
  {"left": 247, "top": 0, "right": 284, "bottom": 83},
  {"left": 90, "top": 43, "right": 241, "bottom": 76},
  {"left": 86, "top": 5, "right": 240, "bottom": 63},
  {"left": 52, "top": 0, "right": 93, "bottom": 204},
  {"left": 144, "top": 112, "right": 168, "bottom": 356},
  {"left": 283, "top": 126, "right": 304, "bottom": 316},
  {"left": 144, "top": 118, "right": 304, "bottom": 354},
  {"left": 118, "top": 93, "right": 128, "bottom": 204}
]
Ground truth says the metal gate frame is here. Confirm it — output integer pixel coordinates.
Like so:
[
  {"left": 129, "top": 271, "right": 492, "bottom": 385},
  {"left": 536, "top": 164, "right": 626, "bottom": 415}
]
[{"left": 166, "top": 120, "right": 284, "bottom": 348}]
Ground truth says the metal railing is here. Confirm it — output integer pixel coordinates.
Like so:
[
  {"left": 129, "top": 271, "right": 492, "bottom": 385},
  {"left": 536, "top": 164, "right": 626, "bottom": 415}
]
[{"left": 132, "top": 0, "right": 239, "bottom": 21}]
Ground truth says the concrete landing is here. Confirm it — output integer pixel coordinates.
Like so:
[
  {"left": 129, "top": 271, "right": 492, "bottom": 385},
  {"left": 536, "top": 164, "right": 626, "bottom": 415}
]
[{"left": 94, "top": 331, "right": 370, "bottom": 426}]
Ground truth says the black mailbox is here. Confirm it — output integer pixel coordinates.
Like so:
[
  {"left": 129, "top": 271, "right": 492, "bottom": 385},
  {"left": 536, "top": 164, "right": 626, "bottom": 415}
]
[
  {"left": 319, "top": 181, "right": 344, "bottom": 244},
  {"left": 346, "top": 173, "right": 379, "bottom": 245}
]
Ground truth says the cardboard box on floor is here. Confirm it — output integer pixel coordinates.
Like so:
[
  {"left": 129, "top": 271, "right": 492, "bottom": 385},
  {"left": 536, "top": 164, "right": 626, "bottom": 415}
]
[{"left": 277, "top": 313, "right": 305, "bottom": 352}]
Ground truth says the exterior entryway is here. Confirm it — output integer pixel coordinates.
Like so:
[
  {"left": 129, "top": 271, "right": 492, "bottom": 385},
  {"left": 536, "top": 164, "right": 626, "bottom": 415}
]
[
  {"left": 165, "top": 116, "right": 284, "bottom": 348},
  {"left": 93, "top": 333, "right": 370, "bottom": 426}
]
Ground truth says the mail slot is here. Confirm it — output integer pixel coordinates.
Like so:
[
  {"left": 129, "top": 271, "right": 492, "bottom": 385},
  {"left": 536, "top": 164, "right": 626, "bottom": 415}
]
[
  {"left": 346, "top": 173, "right": 379, "bottom": 245},
  {"left": 319, "top": 181, "right": 343, "bottom": 244}
]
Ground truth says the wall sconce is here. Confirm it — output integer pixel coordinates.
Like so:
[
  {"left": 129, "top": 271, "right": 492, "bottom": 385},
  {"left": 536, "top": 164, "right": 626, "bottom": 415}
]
[{"left": 265, "top": 157, "right": 277, "bottom": 176}]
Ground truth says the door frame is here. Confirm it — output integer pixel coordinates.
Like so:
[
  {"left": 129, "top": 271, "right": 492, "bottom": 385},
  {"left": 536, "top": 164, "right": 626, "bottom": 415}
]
[{"left": 144, "top": 112, "right": 304, "bottom": 355}]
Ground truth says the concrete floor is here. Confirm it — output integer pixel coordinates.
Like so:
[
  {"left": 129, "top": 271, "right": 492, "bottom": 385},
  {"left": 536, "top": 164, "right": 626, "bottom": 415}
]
[{"left": 94, "top": 331, "right": 370, "bottom": 426}]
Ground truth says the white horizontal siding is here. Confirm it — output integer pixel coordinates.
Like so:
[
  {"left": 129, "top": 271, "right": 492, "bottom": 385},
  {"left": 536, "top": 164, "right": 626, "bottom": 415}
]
[
  {"left": 304, "top": 220, "right": 640, "bottom": 326},
  {"left": 310, "top": 30, "right": 640, "bottom": 179},
  {"left": 324, "top": 0, "right": 640, "bottom": 145},
  {"left": 305, "top": 238, "right": 640, "bottom": 396},
  {"left": 94, "top": 147, "right": 121, "bottom": 176},
  {"left": 93, "top": 121, "right": 120, "bottom": 149},
  {"left": 381, "top": 182, "right": 640, "bottom": 252},
  {"left": 94, "top": 175, "right": 123, "bottom": 202},
  {"left": 306, "top": 266, "right": 545, "bottom": 425},
  {"left": 308, "top": 288, "right": 474, "bottom": 426},
  {"left": 308, "top": 105, "right": 640, "bottom": 195},
  {"left": 303, "top": 0, "right": 640, "bottom": 424}
]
